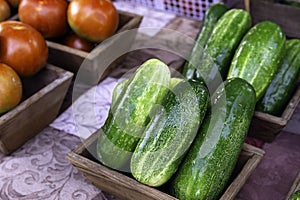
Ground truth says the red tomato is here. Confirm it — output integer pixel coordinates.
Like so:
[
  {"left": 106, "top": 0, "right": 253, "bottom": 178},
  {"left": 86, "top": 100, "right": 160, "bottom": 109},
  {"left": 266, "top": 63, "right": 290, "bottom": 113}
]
[
  {"left": 6, "top": 0, "right": 20, "bottom": 8},
  {"left": 0, "top": 63, "right": 22, "bottom": 114},
  {"left": 63, "top": 33, "right": 95, "bottom": 52},
  {"left": 0, "top": 0, "right": 11, "bottom": 22},
  {"left": 18, "top": 0, "right": 68, "bottom": 38},
  {"left": 0, "top": 21, "right": 48, "bottom": 77},
  {"left": 67, "top": 0, "right": 119, "bottom": 42}
]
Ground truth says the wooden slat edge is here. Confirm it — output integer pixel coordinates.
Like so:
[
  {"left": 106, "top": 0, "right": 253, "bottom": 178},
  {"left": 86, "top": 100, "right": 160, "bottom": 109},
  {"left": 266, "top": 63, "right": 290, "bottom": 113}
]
[
  {"left": 285, "top": 172, "right": 300, "bottom": 200},
  {"left": 282, "top": 85, "right": 300, "bottom": 121},
  {"left": 220, "top": 154, "right": 263, "bottom": 200},
  {"left": 66, "top": 151, "right": 177, "bottom": 200},
  {"left": 254, "top": 84, "right": 300, "bottom": 125},
  {"left": 242, "top": 143, "right": 266, "bottom": 157},
  {"left": 47, "top": 40, "right": 89, "bottom": 58},
  {"left": 117, "top": 14, "right": 143, "bottom": 33}
]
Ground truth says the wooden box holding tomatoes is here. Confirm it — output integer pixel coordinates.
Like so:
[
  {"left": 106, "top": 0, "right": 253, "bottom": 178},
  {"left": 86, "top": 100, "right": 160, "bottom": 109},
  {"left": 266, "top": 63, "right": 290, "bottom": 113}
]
[
  {"left": 46, "top": 10, "right": 143, "bottom": 83},
  {"left": 0, "top": 64, "right": 73, "bottom": 155},
  {"left": 66, "top": 131, "right": 265, "bottom": 200}
]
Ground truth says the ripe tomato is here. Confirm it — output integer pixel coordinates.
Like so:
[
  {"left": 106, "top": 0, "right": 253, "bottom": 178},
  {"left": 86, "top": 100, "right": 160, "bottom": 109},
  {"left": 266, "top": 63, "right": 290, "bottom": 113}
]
[
  {"left": 67, "top": 0, "right": 119, "bottom": 42},
  {"left": 0, "top": 63, "right": 22, "bottom": 114},
  {"left": 18, "top": 0, "right": 68, "bottom": 38},
  {"left": 63, "top": 33, "right": 95, "bottom": 52},
  {"left": 0, "top": 0, "right": 11, "bottom": 22},
  {"left": 6, "top": 0, "right": 21, "bottom": 8},
  {"left": 0, "top": 21, "right": 48, "bottom": 77}
]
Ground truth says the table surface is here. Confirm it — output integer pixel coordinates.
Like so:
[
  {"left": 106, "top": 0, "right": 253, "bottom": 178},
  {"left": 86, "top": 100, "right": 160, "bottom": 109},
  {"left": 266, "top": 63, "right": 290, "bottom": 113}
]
[{"left": 1, "top": 2, "right": 300, "bottom": 200}]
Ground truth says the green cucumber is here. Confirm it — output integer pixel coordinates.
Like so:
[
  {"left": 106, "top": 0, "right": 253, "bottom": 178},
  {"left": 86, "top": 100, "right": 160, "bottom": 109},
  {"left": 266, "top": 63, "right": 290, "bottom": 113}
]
[
  {"left": 257, "top": 39, "right": 300, "bottom": 116},
  {"left": 227, "top": 21, "right": 286, "bottom": 100},
  {"left": 170, "top": 78, "right": 256, "bottom": 200},
  {"left": 182, "top": 3, "right": 228, "bottom": 79},
  {"left": 111, "top": 79, "right": 128, "bottom": 106},
  {"left": 131, "top": 80, "right": 209, "bottom": 187},
  {"left": 199, "top": 9, "right": 251, "bottom": 87},
  {"left": 97, "top": 59, "right": 171, "bottom": 171},
  {"left": 112, "top": 77, "right": 182, "bottom": 106},
  {"left": 290, "top": 190, "right": 300, "bottom": 200},
  {"left": 284, "top": 0, "right": 300, "bottom": 8},
  {"left": 170, "top": 77, "right": 183, "bottom": 89}
]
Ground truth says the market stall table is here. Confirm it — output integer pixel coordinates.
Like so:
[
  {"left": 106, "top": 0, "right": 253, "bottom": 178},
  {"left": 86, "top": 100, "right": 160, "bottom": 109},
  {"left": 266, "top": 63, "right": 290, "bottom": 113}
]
[{"left": 0, "top": 2, "right": 300, "bottom": 200}]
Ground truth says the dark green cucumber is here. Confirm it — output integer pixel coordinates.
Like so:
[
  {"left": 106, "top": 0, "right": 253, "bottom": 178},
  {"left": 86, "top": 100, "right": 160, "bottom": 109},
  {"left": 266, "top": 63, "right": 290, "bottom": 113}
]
[
  {"left": 97, "top": 59, "right": 171, "bottom": 171},
  {"left": 257, "top": 39, "right": 300, "bottom": 116},
  {"left": 131, "top": 80, "right": 209, "bottom": 187},
  {"left": 170, "top": 78, "right": 256, "bottom": 200},
  {"left": 199, "top": 9, "right": 251, "bottom": 87},
  {"left": 182, "top": 3, "right": 228, "bottom": 79},
  {"left": 290, "top": 190, "right": 300, "bottom": 200},
  {"left": 227, "top": 21, "right": 286, "bottom": 100},
  {"left": 284, "top": 0, "right": 300, "bottom": 8}
]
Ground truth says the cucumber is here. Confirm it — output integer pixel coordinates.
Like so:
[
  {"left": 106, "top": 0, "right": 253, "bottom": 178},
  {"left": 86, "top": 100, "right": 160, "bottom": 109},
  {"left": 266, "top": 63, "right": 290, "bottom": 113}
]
[
  {"left": 170, "top": 77, "right": 183, "bottom": 89},
  {"left": 97, "top": 59, "right": 171, "bottom": 171},
  {"left": 290, "top": 190, "right": 300, "bottom": 200},
  {"left": 112, "top": 77, "right": 182, "bottom": 106},
  {"left": 199, "top": 9, "right": 251, "bottom": 87},
  {"left": 131, "top": 80, "right": 209, "bottom": 187},
  {"left": 227, "top": 21, "right": 286, "bottom": 100},
  {"left": 111, "top": 79, "right": 127, "bottom": 106},
  {"left": 182, "top": 3, "right": 228, "bottom": 79},
  {"left": 170, "top": 78, "right": 256, "bottom": 200},
  {"left": 257, "top": 39, "right": 300, "bottom": 116}
]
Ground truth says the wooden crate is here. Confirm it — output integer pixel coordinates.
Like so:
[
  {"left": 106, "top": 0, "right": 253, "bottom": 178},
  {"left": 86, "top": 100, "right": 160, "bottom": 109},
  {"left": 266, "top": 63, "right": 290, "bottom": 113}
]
[
  {"left": 286, "top": 172, "right": 300, "bottom": 200},
  {"left": 0, "top": 64, "right": 73, "bottom": 155},
  {"left": 47, "top": 10, "right": 143, "bottom": 83},
  {"left": 67, "top": 131, "right": 265, "bottom": 200},
  {"left": 248, "top": 0, "right": 300, "bottom": 39},
  {"left": 248, "top": 83, "right": 300, "bottom": 142}
]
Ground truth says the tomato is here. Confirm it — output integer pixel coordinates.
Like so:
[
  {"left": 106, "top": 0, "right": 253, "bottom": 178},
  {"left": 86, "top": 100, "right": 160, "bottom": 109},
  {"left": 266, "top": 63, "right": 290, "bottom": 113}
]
[
  {"left": 18, "top": 0, "right": 68, "bottom": 38},
  {"left": 0, "top": 21, "right": 48, "bottom": 77},
  {"left": 62, "top": 32, "right": 95, "bottom": 52},
  {"left": 6, "top": 0, "right": 21, "bottom": 8},
  {"left": 0, "top": 63, "right": 22, "bottom": 114},
  {"left": 0, "top": 0, "right": 11, "bottom": 22},
  {"left": 67, "top": 0, "right": 119, "bottom": 42}
]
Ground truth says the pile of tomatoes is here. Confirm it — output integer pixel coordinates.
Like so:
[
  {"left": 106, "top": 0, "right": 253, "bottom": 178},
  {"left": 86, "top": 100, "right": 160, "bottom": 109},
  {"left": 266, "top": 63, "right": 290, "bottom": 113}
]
[
  {"left": 19, "top": 0, "right": 119, "bottom": 51},
  {"left": 0, "top": 0, "right": 119, "bottom": 114}
]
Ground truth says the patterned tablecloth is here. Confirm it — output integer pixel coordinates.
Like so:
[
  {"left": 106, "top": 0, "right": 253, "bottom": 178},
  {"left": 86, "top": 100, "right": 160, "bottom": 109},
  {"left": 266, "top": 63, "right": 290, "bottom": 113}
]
[{"left": 0, "top": 2, "right": 300, "bottom": 200}]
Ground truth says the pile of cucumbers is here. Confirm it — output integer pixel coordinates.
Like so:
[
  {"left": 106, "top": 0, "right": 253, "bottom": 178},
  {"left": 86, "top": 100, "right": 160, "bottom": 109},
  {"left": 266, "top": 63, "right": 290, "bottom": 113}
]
[
  {"left": 95, "top": 3, "right": 300, "bottom": 200},
  {"left": 184, "top": 2, "right": 300, "bottom": 117}
]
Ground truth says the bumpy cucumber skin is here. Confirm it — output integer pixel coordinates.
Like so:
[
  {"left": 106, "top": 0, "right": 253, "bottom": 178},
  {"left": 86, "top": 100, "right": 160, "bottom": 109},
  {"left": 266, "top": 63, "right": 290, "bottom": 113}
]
[
  {"left": 200, "top": 9, "right": 251, "bottom": 84},
  {"left": 227, "top": 21, "right": 286, "bottom": 101},
  {"left": 182, "top": 3, "right": 228, "bottom": 79},
  {"left": 97, "top": 59, "right": 171, "bottom": 170},
  {"left": 170, "top": 78, "right": 256, "bottom": 200},
  {"left": 112, "top": 77, "right": 181, "bottom": 106},
  {"left": 111, "top": 79, "right": 128, "bottom": 106},
  {"left": 131, "top": 80, "right": 209, "bottom": 187},
  {"left": 257, "top": 39, "right": 300, "bottom": 116}
]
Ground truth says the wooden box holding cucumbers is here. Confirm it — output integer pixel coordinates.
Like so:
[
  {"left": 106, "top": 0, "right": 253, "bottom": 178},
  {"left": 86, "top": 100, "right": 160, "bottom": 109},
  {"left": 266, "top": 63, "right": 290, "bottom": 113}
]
[
  {"left": 68, "top": 58, "right": 265, "bottom": 200},
  {"left": 181, "top": 3, "right": 300, "bottom": 142}
]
